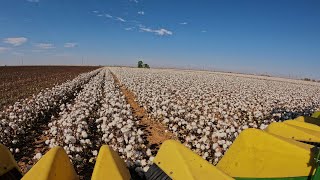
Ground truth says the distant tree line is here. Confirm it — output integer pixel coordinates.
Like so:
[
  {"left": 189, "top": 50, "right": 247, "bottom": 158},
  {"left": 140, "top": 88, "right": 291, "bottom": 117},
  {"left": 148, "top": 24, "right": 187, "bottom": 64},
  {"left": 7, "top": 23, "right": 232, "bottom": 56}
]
[
  {"left": 302, "top": 78, "right": 319, "bottom": 82},
  {"left": 138, "top": 61, "right": 150, "bottom": 69}
]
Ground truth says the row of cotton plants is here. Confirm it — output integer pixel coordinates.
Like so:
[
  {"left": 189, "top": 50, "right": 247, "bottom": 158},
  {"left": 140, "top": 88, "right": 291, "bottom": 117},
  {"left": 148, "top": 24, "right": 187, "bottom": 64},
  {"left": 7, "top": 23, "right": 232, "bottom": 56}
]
[
  {"left": 0, "top": 68, "right": 102, "bottom": 153},
  {"left": 45, "top": 69, "right": 106, "bottom": 168},
  {"left": 110, "top": 67, "right": 320, "bottom": 164},
  {"left": 95, "top": 71, "right": 151, "bottom": 175}
]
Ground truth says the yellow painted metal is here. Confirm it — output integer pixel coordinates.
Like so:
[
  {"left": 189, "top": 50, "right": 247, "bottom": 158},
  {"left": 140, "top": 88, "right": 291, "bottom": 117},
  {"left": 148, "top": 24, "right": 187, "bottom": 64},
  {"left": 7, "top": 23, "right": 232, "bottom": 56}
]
[
  {"left": 22, "top": 146, "right": 78, "bottom": 180},
  {"left": 153, "top": 140, "right": 234, "bottom": 180},
  {"left": 0, "top": 143, "right": 22, "bottom": 176},
  {"left": 265, "top": 122, "right": 320, "bottom": 142},
  {"left": 295, "top": 116, "right": 320, "bottom": 126},
  {"left": 284, "top": 120, "right": 320, "bottom": 132},
  {"left": 217, "top": 128, "right": 317, "bottom": 178},
  {"left": 91, "top": 145, "right": 131, "bottom": 180},
  {"left": 312, "top": 111, "right": 320, "bottom": 119}
]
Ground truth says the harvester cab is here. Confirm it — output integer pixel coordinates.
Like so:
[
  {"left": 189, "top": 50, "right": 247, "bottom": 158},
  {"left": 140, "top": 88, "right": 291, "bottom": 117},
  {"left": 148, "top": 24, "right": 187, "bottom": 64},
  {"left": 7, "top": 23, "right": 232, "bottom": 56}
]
[{"left": 1, "top": 111, "right": 320, "bottom": 180}]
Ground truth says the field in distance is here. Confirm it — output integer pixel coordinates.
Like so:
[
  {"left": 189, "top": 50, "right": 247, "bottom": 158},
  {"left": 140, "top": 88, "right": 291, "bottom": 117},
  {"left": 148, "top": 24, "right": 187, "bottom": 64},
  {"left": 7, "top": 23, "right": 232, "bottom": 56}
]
[{"left": 0, "top": 66, "right": 100, "bottom": 108}]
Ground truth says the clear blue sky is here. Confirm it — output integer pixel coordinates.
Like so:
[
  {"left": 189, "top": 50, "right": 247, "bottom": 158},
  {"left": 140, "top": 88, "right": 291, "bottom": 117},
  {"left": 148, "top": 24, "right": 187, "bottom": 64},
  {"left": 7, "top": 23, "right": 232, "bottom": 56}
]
[{"left": 0, "top": 0, "right": 319, "bottom": 79}]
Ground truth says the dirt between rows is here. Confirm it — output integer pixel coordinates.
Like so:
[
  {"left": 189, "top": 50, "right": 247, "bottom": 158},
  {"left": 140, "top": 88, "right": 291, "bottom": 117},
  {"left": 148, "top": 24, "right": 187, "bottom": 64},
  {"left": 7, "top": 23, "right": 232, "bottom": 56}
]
[{"left": 110, "top": 72, "right": 176, "bottom": 148}]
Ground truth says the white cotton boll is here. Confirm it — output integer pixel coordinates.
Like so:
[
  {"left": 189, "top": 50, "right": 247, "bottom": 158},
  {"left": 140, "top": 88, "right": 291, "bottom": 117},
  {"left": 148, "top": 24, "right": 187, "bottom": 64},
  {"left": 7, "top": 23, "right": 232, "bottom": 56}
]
[
  {"left": 85, "top": 139, "right": 91, "bottom": 144},
  {"left": 218, "top": 140, "right": 223, "bottom": 145},
  {"left": 127, "top": 151, "right": 133, "bottom": 158},
  {"left": 190, "top": 135, "right": 196, "bottom": 140},
  {"left": 81, "top": 131, "right": 88, "bottom": 138},
  {"left": 202, "top": 152, "right": 209, "bottom": 159},
  {"left": 75, "top": 154, "right": 82, "bottom": 161},
  {"left": 141, "top": 159, "right": 147, "bottom": 166},
  {"left": 138, "top": 137, "right": 143, "bottom": 143},
  {"left": 149, "top": 156, "right": 155, "bottom": 162},
  {"left": 205, "top": 130, "right": 210, "bottom": 136},
  {"left": 76, "top": 147, "right": 82, "bottom": 152},
  {"left": 15, "top": 148, "right": 20, "bottom": 153},
  {"left": 70, "top": 146, "right": 75, "bottom": 152},
  {"left": 214, "top": 152, "right": 222, "bottom": 158},
  {"left": 172, "top": 126, "right": 177, "bottom": 132},
  {"left": 260, "top": 124, "right": 266, "bottom": 130},
  {"left": 185, "top": 136, "right": 191, "bottom": 142},
  {"left": 12, "top": 139, "right": 18, "bottom": 144},
  {"left": 101, "top": 124, "right": 106, "bottom": 130},
  {"left": 126, "top": 144, "right": 133, "bottom": 151},
  {"left": 143, "top": 166, "right": 149, "bottom": 172},
  {"left": 212, "top": 143, "right": 219, "bottom": 149},
  {"left": 45, "top": 140, "right": 50, "bottom": 145},
  {"left": 92, "top": 150, "right": 98, "bottom": 156},
  {"left": 137, "top": 129, "right": 144, "bottom": 135},
  {"left": 163, "top": 118, "right": 169, "bottom": 124},
  {"left": 52, "top": 130, "right": 57, "bottom": 135},
  {"left": 80, "top": 139, "right": 86, "bottom": 144},
  {"left": 67, "top": 135, "right": 77, "bottom": 144},
  {"left": 34, "top": 153, "right": 42, "bottom": 160},
  {"left": 223, "top": 144, "right": 228, "bottom": 149},
  {"left": 200, "top": 145, "right": 205, "bottom": 151},
  {"left": 146, "top": 149, "right": 152, "bottom": 156},
  {"left": 233, "top": 132, "right": 239, "bottom": 138}
]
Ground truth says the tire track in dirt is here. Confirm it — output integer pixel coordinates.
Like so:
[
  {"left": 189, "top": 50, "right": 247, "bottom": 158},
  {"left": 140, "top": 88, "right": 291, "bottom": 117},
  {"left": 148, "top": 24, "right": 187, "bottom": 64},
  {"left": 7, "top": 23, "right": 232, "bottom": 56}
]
[{"left": 110, "top": 71, "right": 176, "bottom": 153}]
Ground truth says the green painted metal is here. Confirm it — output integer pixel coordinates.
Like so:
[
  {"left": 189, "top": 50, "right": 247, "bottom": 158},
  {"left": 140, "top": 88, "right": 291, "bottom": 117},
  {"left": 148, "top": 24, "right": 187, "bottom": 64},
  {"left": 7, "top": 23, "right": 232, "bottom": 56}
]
[
  {"left": 311, "top": 147, "right": 320, "bottom": 180},
  {"left": 312, "top": 111, "right": 320, "bottom": 119}
]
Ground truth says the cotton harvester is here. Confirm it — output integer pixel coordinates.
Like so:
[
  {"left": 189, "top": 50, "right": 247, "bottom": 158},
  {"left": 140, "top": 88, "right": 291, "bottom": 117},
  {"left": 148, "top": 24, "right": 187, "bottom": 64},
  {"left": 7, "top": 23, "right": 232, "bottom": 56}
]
[{"left": 1, "top": 111, "right": 320, "bottom": 180}]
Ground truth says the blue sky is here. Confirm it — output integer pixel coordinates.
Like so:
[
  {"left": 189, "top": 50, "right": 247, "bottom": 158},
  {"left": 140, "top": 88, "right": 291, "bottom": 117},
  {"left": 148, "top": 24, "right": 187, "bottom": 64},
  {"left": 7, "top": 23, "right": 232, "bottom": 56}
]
[{"left": 0, "top": 0, "right": 319, "bottom": 79}]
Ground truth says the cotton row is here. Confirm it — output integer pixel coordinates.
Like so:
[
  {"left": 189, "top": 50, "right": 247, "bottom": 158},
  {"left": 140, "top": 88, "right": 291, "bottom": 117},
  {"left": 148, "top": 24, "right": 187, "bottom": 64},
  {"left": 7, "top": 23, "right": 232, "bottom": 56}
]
[
  {"left": 0, "top": 68, "right": 102, "bottom": 153},
  {"left": 95, "top": 71, "right": 151, "bottom": 175},
  {"left": 45, "top": 69, "right": 106, "bottom": 164}
]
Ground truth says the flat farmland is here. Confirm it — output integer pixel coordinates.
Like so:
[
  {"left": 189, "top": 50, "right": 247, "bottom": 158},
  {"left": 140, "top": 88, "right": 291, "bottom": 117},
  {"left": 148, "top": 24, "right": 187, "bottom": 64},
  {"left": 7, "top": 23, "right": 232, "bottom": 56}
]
[
  {"left": 0, "top": 66, "right": 99, "bottom": 108},
  {"left": 0, "top": 67, "right": 320, "bottom": 179}
]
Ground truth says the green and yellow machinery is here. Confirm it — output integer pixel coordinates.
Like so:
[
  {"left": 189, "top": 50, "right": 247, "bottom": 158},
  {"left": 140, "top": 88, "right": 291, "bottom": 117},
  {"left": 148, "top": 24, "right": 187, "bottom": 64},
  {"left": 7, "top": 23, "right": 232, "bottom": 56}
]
[{"left": 1, "top": 111, "right": 320, "bottom": 180}]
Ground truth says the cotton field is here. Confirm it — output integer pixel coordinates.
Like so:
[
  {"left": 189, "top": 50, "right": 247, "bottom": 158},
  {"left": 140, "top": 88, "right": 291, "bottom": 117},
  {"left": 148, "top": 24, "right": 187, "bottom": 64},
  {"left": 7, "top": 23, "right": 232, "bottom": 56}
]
[
  {"left": 111, "top": 67, "right": 320, "bottom": 164},
  {"left": 1, "top": 67, "right": 320, "bottom": 178}
]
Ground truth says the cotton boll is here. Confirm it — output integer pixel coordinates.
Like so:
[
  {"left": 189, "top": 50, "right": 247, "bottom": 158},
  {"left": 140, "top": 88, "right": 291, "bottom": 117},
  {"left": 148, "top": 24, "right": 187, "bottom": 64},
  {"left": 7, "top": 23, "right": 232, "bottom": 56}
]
[
  {"left": 146, "top": 149, "right": 152, "bottom": 156},
  {"left": 149, "top": 156, "right": 155, "bottom": 162},
  {"left": 140, "top": 159, "right": 147, "bottom": 166},
  {"left": 212, "top": 143, "right": 219, "bottom": 150},
  {"left": 214, "top": 152, "right": 222, "bottom": 158},
  {"left": 92, "top": 150, "right": 98, "bottom": 156},
  {"left": 81, "top": 131, "right": 88, "bottom": 138},
  {"left": 143, "top": 166, "right": 149, "bottom": 172},
  {"left": 34, "top": 153, "right": 42, "bottom": 160}
]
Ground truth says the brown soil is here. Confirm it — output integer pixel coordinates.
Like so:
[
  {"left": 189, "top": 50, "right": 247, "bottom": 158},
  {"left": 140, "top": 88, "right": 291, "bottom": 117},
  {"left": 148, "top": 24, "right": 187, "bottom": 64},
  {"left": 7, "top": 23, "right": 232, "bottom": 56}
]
[
  {"left": 0, "top": 66, "right": 100, "bottom": 108},
  {"left": 110, "top": 72, "right": 176, "bottom": 146},
  {"left": 17, "top": 123, "right": 50, "bottom": 173}
]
